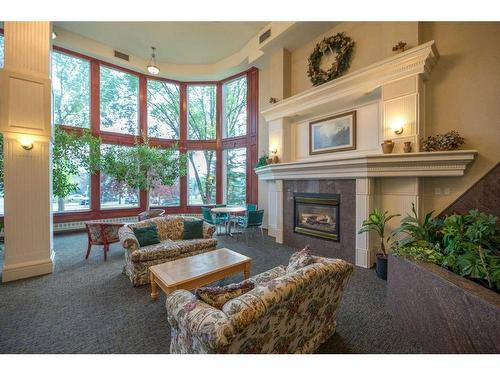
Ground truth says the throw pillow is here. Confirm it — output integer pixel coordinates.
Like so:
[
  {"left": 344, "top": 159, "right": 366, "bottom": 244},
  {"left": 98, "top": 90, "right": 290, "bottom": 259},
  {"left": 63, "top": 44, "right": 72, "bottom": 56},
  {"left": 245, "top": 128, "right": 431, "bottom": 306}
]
[
  {"left": 286, "top": 245, "right": 315, "bottom": 273},
  {"left": 183, "top": 220, "right": 204, "bottom": 240},
  {"left": 132, "top": 225, "right": 161, "bottom": 247},
  {"left": 196, "top": 280, "right": 255, "bottom": 309}
]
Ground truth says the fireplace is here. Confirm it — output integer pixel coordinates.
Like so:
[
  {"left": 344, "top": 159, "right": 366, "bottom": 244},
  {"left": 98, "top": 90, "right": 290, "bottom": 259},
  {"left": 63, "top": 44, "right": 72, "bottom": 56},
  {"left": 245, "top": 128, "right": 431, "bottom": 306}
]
[{"left": 293, "top": 193, "right": 340, "bottom": 241}]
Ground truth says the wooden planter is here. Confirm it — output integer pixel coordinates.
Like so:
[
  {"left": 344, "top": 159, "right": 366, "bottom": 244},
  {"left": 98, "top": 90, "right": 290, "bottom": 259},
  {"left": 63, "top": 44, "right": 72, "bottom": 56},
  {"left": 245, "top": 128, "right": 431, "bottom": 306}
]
[{"left": 387, "top": 253, "right": 500, "bottom": 353}]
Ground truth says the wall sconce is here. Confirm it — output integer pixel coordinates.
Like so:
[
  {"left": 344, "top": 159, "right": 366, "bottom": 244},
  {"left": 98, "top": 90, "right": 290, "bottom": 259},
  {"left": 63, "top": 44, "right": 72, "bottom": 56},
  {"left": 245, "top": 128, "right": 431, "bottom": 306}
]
[
  {"left": 19, "top": 137, "right": 34, "bottom": 151},
  {"left": 391, "top": 118, "right": 405, "bottom": 135},
  {"left": 270, "top": 147, "right": 278, "bottom": 156},
  {"left": 269, "top": 146, "right": 279, "bottom": 164}
]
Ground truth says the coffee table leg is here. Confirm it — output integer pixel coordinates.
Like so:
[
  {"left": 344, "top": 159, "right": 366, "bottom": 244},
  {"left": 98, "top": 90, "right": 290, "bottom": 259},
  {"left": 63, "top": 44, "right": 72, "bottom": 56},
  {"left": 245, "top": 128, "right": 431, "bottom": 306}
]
[
  {"left": 150, "top": 273, "right": 159, "bottom": 301},
  {"left": 243, "top": 262, "right": 251, "bottom": 280}
]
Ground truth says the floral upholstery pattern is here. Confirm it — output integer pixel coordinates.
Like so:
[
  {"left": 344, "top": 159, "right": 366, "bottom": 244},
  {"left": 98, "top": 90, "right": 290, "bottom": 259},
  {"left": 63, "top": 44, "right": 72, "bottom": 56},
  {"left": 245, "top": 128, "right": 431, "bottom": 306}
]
[
  {"left": 167, "top": 255, "right": 353, "bottom": 353},
  {"left": 196, "top": 280, "right": 255, "bottom": 310},
  {"left": 286, "top": 245, "right": 315, "bottom": 273},
  {"left": 119, "top": 216, "right": 217, "bottom": 286}
]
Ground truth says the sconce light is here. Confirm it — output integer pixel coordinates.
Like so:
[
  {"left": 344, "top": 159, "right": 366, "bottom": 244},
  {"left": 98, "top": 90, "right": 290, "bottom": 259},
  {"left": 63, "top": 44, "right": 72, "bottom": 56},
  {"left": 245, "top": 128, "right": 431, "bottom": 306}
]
[
  {"left": 270, "top": 147, "right": 278, "bottom": 156},
  {"left": 51, "top": 31, "right": 57, "bottom": 40},
  {"left": 391, "top": 118, "right": 405, "bottom": 135},
  {"left": 19, "top": 137, "right": 34, "bottom": 151}
]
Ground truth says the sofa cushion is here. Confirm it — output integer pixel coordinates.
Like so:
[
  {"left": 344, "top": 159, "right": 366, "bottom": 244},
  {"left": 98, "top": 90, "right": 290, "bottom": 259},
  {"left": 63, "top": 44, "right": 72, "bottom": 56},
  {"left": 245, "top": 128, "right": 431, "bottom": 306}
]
[
  {"left": 286, "top": 245, "right": 315, "bottom": 274},
  {"left": 174, "top": 238, "right": 218, "bottom": 254},
  {"left": 129, "top": 239, "right": 181, "bottom": 262},
  {"left": 196, "top": 280, "right": 255, "bottom": 310},
  {"left": 183, "top": 220, "right": 204, "bottom": 240},
  {"left": 132, "top": 225, "right": 161, "bottom": 247}
]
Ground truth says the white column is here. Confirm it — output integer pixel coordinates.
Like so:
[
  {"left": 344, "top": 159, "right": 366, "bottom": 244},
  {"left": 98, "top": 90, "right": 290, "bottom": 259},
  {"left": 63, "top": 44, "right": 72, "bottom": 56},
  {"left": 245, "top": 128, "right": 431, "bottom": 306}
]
[
  {"left": 0, "top": 22, "right": 54, "bottom": 282},
  {"left": 355, "top": 178, "right": 375, "bottom": 268},
  {"left": 267, "top": 179, "right": 284, "bottom": 243}
]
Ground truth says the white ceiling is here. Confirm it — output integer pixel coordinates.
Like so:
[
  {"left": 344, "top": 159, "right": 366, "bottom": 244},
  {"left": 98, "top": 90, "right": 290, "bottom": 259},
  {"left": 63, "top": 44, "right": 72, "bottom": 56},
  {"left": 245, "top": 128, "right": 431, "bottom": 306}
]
[{"left": 54, "top": 21, "right": 268, "bottom": 65}]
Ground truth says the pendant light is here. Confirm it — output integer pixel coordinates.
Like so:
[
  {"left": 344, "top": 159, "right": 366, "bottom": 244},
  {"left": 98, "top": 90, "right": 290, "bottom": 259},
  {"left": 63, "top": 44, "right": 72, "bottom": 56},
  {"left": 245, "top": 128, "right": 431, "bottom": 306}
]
[{"left": 147, "top": 46, "right": 160, "bottom": 75}]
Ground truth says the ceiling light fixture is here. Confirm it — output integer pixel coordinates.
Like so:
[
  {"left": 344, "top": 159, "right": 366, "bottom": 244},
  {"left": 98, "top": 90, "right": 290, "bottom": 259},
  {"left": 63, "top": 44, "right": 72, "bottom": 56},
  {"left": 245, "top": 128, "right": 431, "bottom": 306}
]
[
  {"left": 147, "top": 46, "right": 160, "bottom": 75},
  {"left": 52, "top": 31, "right": 57, "bottom": 40}
]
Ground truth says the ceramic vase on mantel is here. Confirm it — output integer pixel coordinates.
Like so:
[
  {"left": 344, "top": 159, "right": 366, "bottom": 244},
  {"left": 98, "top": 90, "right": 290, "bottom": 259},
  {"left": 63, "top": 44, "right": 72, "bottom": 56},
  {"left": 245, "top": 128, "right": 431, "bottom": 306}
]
[
  {"left": 381, "top": 140, "right": 395, "bottom": 154},
  {"left": 403, "top": 141, "right": 412, "bottom": 153}
]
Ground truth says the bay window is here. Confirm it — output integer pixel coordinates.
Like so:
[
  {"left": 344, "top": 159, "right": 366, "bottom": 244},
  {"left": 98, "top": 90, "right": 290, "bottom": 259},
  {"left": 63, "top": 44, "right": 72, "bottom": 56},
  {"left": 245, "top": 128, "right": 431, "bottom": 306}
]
[
  {"left": 0, "top": 34, "right": 4, "bottom": 69},
  {"left": 100, "top": 145, "right": 139, "bottom": 209},
  {"left": 222, "top": 76, "right": 247, "bottom": 138},
  {"left": 224, "top": 148, "right": 247, "bottom": 205},
  {"left": 100, "top": 66, "right": 139, "bottom": 135},
  {"left": 52, "top": 51, "right": 91, "bottom": 128},
  {"left": 188, "top": 150, "right": 216, "bottom": 205},
  {"left": 36, "top": 46, "right": 257, "bottom": 224},
  {"left": 147, "top": 79, "right": 180, "bottom": 139},
  {"left": 187, "top": 85, "right": 216, "bottom": 140}
]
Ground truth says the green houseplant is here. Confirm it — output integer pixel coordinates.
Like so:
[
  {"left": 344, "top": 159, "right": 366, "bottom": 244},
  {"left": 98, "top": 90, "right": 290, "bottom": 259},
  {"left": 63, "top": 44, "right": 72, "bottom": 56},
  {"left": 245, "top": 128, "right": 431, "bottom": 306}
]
[
  {"left": 52, "top": 126, "right": 101, "bottom": 211},
  {"left": 358, "top": 208, "right": 400, "bottom": 279},
  {"left": 392, "top": 206, "right": 500, "bottom": 292},
  {"left": 100, "top": 137, "right": 187, "bottom": 210}
]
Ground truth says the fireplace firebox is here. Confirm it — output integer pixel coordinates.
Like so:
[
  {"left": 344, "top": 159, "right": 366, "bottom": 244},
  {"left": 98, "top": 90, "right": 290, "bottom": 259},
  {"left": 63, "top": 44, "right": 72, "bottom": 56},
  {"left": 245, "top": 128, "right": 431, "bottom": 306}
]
[{"left": 293, "top": 193, "right": 340, "bottom": 241}]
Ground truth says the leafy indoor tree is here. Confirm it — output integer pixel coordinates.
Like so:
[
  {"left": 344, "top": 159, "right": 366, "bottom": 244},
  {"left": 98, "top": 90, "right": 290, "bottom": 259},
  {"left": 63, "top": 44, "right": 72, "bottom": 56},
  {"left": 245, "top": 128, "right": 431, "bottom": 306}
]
[
  {"left": 52, "top": 126, "right": 101, "bottom": 210},
  {"left": 100, "top": 137, "right": 187, "bottom": 210},
  {"left": 359, "top": 209, "right": 400, "bottom": 257}
]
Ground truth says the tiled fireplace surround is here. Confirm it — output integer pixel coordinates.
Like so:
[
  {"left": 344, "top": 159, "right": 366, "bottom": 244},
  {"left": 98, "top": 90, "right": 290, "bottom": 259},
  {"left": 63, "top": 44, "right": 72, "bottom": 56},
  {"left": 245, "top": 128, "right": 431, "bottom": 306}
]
[{"left": 284, "top": 180, "right": 356, "bottom": 263}]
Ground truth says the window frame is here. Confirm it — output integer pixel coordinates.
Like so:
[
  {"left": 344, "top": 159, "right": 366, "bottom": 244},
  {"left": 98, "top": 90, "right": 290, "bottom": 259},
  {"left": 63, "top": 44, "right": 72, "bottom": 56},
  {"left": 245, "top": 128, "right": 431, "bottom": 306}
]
[{"left": 34, "top": 45, "right": 258, "bottom": 225}]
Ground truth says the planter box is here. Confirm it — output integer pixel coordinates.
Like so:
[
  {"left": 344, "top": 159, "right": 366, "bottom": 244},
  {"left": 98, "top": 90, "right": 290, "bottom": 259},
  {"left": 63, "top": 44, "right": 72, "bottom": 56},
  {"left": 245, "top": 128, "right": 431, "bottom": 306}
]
[{"left": 387, "top": 253, "right": 500, "bottom": 353}]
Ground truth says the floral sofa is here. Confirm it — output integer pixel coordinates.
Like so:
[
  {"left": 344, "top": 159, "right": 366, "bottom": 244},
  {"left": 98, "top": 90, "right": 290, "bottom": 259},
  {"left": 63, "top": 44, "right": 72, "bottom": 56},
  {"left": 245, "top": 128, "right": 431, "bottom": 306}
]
[
  {"left": 166, "top": 255, "right": 353, "bottom": 353},
  {"left": 119, "top": 216, "right": 217, "bottom": 286}
]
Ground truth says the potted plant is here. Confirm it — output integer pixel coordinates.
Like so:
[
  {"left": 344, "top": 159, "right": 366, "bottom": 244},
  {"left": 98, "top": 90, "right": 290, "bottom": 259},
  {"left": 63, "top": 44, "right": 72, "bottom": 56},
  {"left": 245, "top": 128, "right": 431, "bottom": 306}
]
[{"left": 359, "top": 209, "right": 400, "bottom": 279}]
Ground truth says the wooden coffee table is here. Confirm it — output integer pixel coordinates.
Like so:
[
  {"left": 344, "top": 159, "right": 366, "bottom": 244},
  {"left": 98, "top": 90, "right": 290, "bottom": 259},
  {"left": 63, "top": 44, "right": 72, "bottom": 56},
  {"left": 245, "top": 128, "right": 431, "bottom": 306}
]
[{"left": 148, "top": 248, "right": 252, "bottom": 301}]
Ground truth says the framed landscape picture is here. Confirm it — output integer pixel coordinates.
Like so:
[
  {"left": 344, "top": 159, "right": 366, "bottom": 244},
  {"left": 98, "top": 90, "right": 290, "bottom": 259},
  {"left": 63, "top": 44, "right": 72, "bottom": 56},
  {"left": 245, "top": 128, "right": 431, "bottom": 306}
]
[{"left": 309, "top": 110, "right": 357, "bottom": 155}]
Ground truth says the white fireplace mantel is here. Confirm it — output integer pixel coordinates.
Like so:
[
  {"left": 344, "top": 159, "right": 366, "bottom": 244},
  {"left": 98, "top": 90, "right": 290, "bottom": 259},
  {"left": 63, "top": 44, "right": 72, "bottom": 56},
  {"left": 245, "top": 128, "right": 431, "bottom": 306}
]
[
  {"left": 257, "top": 40, "right": 478, "bottom": 270},
  {"left": 255, "top": 150, "right": 478, "bottom": 181},
  {"left": 261, "top": 40, "right": 439, "bottom": 122}
]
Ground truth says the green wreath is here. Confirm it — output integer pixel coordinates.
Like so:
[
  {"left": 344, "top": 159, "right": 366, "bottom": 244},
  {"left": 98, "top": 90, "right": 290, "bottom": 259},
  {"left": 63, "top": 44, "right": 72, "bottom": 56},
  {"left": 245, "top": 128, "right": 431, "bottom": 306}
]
[{"left": 307, "top": 32, "right": 355, "bottom": 86}]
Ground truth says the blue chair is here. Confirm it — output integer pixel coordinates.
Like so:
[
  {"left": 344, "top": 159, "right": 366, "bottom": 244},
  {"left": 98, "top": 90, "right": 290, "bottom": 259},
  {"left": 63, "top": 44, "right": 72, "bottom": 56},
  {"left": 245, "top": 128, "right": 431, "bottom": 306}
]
[
  {"left": 236, "top": 209, "right": 264, "bottom": 245},
  {"left": 236, "top": 203, "right": 258, "bottom": 228},
  {"left": 246, "top": 203, "right": 258, "bottom": 212},
  {"left": 201, "top": 207, "right": 226, "bottom": 235}
]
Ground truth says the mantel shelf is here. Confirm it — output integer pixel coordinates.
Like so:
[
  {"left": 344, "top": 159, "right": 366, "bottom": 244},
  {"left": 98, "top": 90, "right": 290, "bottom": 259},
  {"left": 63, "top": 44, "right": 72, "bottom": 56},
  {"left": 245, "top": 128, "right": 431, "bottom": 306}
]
[
  {"left": 255, "top": 150, "right": 478, "bottom": 180},
  {"left": 261, "top": 41, "right": 439, "bottom": 122}
]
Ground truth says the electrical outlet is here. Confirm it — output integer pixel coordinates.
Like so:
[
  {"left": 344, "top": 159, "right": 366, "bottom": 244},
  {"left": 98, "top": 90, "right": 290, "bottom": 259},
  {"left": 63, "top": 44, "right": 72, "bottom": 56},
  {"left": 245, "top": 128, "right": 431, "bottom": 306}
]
[
  {"left": 443, "top": 187, "right": 451, "bottom": 195},
  {"left": 434, "top": 187, "right": 441, "bottom": 195}
]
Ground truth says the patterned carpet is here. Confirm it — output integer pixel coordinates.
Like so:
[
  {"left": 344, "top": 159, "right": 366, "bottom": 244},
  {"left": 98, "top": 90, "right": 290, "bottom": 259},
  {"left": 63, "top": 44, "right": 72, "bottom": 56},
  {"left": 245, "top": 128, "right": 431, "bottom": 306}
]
[{"left": 0, "top": 231, "right": 423, "bottom": 353}]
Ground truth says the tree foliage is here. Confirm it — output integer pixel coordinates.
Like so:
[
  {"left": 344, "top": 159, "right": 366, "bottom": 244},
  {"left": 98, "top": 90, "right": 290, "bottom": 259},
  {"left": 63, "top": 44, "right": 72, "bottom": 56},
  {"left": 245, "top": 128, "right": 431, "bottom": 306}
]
[
  {"left": 100, "top": 66, "right": 139, "bottom": 135},
  {"left": 100, "top": 138, "right": 187, "bottom": 209},
  {"left": 52, "top": 51, "right": 90, "bottom": 128},
  {"left": 52, "top": 126, "right": 101, "bottom": 199}
]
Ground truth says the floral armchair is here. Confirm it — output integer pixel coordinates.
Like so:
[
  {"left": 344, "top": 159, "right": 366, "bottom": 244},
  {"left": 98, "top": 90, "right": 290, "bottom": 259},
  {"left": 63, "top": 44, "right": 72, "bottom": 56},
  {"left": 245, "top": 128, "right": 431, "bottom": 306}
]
[
  {"left": 166, "top": 256, "right": 353, "bottom": 353},
  {"left": 119, "top": 216, "right": 217, "bottom": 286}
]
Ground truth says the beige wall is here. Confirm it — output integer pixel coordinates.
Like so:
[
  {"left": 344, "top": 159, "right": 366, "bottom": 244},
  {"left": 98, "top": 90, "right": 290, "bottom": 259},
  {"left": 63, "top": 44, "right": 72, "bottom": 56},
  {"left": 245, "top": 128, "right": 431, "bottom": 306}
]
[
  {"left": 421, "top": 22, "right": 500, "bottom": 214},
  {"left": 290, "top": 22, "right": 419, "bottom": 95}
]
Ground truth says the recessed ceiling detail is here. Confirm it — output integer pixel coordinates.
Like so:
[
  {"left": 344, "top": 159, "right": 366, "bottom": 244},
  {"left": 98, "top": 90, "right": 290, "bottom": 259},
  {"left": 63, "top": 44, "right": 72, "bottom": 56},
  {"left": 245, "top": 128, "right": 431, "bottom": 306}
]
[{"left": 54, "top": 21, "right": 268, "bottom": 65}]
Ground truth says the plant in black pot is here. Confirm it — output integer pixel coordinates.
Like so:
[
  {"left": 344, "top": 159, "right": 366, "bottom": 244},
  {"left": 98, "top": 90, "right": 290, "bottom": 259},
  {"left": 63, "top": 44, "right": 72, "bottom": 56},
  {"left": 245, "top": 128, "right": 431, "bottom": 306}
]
[{"left": 359, "top": 209, "right": 400, "bottom": 280}]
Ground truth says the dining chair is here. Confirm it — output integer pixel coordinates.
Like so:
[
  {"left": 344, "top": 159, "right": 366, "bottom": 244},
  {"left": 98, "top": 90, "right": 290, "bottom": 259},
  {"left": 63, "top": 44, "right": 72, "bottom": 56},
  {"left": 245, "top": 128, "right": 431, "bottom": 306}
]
[
  {"left": 246, "top": 203, "right": 258, "bottom": 212},
  {"left": 201, "top": 207, "right": 225, "bottom": 235},
  {"left": 236, "top": 209, "right": 265, "bottom": 245},
  {"left": 235, "top": 203, "right": 258, "bottom": 228}
]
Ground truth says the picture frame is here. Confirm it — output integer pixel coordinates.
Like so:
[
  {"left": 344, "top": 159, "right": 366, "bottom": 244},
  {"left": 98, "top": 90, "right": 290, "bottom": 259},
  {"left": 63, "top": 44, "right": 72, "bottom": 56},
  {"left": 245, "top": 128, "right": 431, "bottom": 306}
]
[{"left": 309, "top": 110, "right": 357, "bottom": 155}]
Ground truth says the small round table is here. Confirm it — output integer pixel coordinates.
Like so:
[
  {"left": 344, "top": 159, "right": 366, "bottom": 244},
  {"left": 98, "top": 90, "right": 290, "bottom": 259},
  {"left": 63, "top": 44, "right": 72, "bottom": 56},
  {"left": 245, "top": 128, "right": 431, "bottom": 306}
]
[{"left": 210, "top": 206, "right": 246, "bottom": 236}]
